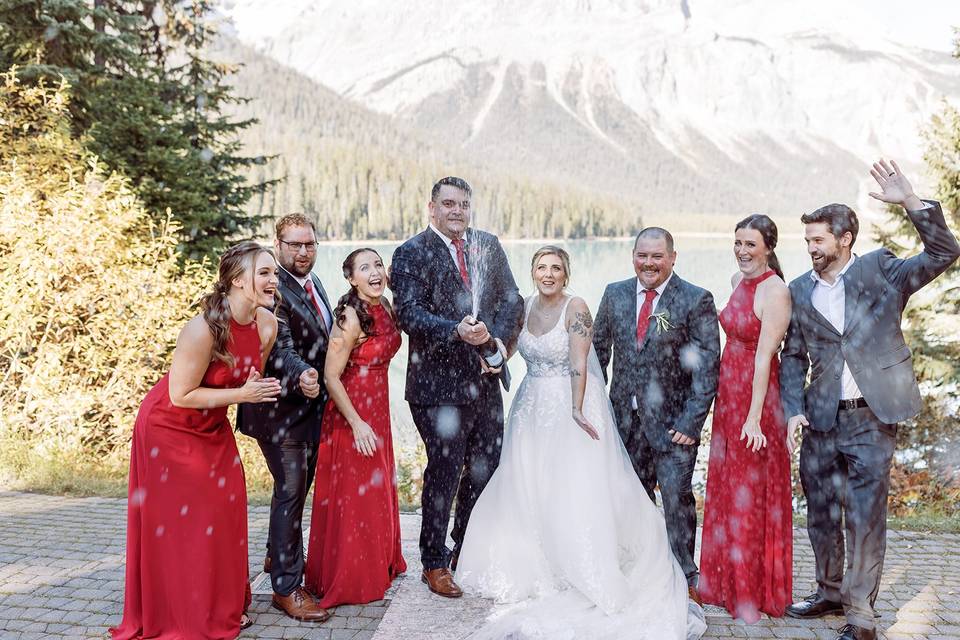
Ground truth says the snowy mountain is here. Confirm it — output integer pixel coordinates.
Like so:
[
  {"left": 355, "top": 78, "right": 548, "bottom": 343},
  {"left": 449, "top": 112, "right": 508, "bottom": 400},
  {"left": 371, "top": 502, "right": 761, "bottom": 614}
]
[{"left": 218, "top": 0, "right": 960, "bottom": 217}]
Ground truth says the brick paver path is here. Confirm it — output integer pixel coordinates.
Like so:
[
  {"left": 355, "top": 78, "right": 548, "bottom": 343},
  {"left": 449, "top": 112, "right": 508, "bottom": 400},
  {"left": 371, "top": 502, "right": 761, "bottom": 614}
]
[{"left": 1, "top": 490, "right": 958, "bottom": 639}]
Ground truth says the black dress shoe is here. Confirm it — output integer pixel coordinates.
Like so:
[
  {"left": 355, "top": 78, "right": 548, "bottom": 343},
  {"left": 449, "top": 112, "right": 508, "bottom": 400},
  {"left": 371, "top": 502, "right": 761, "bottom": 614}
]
[
  {"left": 836, "top": 623, "right": 876, "bottom": 640},
  {"left": 785, "top": 593, "right": 844, "bottom": 619}
]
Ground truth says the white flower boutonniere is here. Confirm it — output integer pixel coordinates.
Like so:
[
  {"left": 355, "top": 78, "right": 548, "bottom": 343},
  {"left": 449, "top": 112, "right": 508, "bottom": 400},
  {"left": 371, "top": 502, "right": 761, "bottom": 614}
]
[{"left": 650, "top": 310, "right": 675, "bottom": 334}]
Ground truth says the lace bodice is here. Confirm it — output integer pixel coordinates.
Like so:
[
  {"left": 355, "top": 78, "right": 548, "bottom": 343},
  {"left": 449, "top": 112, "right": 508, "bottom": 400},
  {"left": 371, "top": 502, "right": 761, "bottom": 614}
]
[{"left": 518, "top": 295, "right": 572, "bottom": 378}]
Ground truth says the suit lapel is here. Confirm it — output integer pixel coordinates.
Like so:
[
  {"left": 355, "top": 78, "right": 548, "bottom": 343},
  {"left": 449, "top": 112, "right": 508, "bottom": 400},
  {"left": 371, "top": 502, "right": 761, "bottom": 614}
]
[
  {"left": 638, "top": 274, "right": 680, "bottom": 354},
  {"left": 841, "top": 258, "right": 863, "bottom": 336},
  {"left": 309, "top": 273, "right": 333, "bottom": 336},
  {"left": 280, "top": 268, "right": 323, "bottom": 328},
  {"left": 427, "top": 226, "right": 470, "bottom": 294},
  {"left": 799, "top": 274, "right": 841, "bottom": 337}
]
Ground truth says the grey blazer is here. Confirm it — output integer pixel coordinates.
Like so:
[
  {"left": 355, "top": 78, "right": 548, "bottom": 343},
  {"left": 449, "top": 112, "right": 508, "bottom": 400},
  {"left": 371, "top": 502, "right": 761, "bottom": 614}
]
[
  {"left": 594, "top": 274, "right": 721, "bottom": 451},
  {"left": 781, "top": 200, "right": 960, "bottom": 429}
]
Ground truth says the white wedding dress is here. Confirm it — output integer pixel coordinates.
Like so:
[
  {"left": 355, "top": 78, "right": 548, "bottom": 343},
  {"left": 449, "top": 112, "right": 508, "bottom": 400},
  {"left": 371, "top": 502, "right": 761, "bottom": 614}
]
[{"left": 456, "top": 295, "right": 707, "bottom": 640}]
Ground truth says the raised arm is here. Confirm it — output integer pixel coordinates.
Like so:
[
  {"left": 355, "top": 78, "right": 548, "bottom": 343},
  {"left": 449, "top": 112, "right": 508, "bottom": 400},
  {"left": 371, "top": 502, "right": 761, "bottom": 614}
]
[
  {"left": 739, "top": 281, "right": 791, "bottom": 452},
  {"left": 868, "top": 159, "right": 960, "bottom": 293},
  {"left": 168, "top": 316, "right": 281, "bottom": 409},
  {"left": 672, "top": 290, "right": 721, "bottom": 442}
]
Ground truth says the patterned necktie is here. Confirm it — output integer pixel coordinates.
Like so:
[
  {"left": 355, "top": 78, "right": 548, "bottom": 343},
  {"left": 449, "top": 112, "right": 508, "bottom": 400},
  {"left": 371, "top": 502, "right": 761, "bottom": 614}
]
[
  {"left": 636, "top": 288, "right": 658, "bottom": 348},
  {"left": 304, "top": 278, "right": 332, "bottom": 331},
  {"left": 451, "top": 238, "right": 471, "bottom": 289}
]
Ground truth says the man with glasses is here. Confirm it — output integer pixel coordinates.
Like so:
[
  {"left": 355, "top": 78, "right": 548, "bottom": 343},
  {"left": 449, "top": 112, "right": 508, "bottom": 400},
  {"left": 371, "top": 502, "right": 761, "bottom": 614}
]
[
  {"left": 391, "top": 177, "right": 523, "bottom": 598},
  {"left": 238, "top": 213, "right": 334, "bottom": 622}
]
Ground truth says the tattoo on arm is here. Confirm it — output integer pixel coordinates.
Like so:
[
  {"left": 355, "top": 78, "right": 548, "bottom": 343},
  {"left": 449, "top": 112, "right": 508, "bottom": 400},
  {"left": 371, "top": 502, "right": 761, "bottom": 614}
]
[
  {"left": 569, "top": 369, "right": 582, "bottom": 378},
  {"left": 570, "top": 310, "right": 594, "bottom": 338}
]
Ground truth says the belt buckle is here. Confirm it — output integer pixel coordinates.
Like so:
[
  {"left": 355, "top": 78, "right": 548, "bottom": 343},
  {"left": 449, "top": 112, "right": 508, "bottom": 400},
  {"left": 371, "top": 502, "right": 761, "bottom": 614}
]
[{"left": 840, "top": 398, "right": 857, "bottom": 411}]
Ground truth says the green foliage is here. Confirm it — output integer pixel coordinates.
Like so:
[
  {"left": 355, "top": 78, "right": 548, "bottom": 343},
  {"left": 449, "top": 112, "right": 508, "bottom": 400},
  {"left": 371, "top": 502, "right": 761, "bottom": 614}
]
[
  {"left": 0, "top": 0, "right": 272, "bottom": 260},
  {"left": 0, "top": 70, "right": 209, "bottom": 485}
]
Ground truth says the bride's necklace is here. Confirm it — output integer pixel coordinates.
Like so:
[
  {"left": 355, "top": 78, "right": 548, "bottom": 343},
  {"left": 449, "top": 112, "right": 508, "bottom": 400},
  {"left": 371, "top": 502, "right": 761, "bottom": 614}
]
[{"left": 535, "top": 295, "right": 566, "bottom": 319}]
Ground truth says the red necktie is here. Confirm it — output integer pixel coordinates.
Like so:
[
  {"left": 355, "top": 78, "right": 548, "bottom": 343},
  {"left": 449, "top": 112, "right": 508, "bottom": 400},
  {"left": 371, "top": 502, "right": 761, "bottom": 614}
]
[
  {"left": 636, "top": 288, "right": 658, "bottom": 348},
  {"left": 452, "top": 238, "right": 471, "bottom": 289},
  {"left": 304, "top": 278, "right": 331, "bottom": 331}
]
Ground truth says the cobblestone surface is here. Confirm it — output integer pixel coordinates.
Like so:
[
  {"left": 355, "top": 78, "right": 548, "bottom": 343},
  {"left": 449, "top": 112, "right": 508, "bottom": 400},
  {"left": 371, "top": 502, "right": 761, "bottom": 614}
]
[{"left": 2, "top": 490, "right": 959, "bottom": 639}]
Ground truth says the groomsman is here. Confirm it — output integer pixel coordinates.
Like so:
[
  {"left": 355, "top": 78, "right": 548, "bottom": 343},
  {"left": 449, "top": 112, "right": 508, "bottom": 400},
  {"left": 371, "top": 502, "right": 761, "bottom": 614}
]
[
  {"left": 593, "top": 227, "right": 721, "bottom": 603},
  {"left": 238, "top": 213, "right": 334, "bottom": 622},
  {"left": 781, "top": 160, "right": 960, "bottom": 640},
  {"left": 391, "top": 177, "right": 524, "bottom": 598}
]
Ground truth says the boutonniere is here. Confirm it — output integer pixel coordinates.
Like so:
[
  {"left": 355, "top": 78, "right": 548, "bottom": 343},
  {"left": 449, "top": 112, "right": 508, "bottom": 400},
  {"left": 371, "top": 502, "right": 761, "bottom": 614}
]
[{"left": 650, "top": 310, "right": 675, "bottom": 334}]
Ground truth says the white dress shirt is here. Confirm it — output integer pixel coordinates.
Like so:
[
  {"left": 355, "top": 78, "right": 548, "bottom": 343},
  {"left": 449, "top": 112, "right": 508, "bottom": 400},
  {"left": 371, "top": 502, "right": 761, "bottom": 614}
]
[
  {"left": 429, "top": 223, "right": 462, "bottom": 270},
  {"left": 635, "top": 272, "right": 673, "bottom": 321},
  {"left": 809, "top": 255, "right": 861, "bottom": 400},
  {"left": 283, "top": 266, "right": 333, "bottom": 332}
]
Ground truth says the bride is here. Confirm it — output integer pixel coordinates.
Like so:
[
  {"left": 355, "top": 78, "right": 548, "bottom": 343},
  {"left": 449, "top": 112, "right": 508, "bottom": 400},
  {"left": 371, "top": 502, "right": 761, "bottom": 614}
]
[{"left": 456, "top": 246, "right": 707, "bottom": 640}]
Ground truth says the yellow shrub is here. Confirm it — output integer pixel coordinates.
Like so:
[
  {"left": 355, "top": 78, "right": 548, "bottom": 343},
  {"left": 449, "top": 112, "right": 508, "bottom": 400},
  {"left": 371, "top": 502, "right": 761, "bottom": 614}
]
[{"left": 0, "top": 70, "right": 209, "bottom": 488}]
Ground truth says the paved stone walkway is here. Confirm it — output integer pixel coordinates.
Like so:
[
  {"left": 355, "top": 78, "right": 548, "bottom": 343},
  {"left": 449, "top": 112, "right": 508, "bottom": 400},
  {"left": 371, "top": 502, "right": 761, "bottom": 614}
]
[{"left": 1, "top": 490, "right": 959, "bottom": 639}]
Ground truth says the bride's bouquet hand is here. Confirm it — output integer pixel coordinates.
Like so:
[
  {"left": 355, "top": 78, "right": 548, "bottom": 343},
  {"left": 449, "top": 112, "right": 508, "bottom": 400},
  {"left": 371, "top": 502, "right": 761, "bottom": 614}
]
[{"left": 572, "top": 408, "right": 600, "bottom": 440}]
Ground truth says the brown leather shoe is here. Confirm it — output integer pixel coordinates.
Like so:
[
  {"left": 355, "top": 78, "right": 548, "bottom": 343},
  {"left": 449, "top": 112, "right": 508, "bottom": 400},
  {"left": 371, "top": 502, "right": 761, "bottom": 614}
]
[
  {"left": 271, "top": 587, "right": 331, "bottom": 622},
  {"left": 422, "top": 568, "right": 463, "bottom": 598},
  {"left": 263, "top": 553, "right": 271, "bottom": 574},
  {"left": 688, "top": 586, "right": 703, "bottom": 607}
]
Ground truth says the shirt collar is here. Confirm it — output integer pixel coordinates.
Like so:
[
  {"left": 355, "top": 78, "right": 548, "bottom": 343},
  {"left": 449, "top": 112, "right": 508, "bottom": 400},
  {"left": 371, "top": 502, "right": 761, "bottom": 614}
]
[
  {"left": 281, "top": 265, "right": 310, "bottom": 290},
  {"left": 809, "top": 254, "right": 857, "bottom": 287},
  {"left": 429, "top": 223, "right": 466, "bottom": 248},
  {"left": 636, "top": 272, "right": 673, "bottom": 297}
]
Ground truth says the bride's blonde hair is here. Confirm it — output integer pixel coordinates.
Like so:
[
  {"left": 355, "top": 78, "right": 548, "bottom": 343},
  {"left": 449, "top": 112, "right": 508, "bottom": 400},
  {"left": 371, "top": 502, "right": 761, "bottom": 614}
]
[{"left": 530, "top": 245, "right": 571, "bottom": 288}]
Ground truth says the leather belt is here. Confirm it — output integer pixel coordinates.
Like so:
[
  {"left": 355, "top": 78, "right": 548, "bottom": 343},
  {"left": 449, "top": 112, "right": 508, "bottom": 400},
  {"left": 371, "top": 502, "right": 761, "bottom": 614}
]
[{"left": 838, "top": 397, "right": 868, "bottom": 411}]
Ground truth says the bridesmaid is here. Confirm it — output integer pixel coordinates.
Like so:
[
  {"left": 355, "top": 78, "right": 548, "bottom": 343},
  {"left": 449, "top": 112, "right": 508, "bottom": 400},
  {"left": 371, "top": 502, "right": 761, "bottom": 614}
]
[
  {"left": 111, "top": 242, "right": 283, "bottom": 639},
  {"left": 304, "top": 248, "right": 407, "bottom": 607},
  {"left": 699, "top": 215, "right": 794, "bottom": 623}
]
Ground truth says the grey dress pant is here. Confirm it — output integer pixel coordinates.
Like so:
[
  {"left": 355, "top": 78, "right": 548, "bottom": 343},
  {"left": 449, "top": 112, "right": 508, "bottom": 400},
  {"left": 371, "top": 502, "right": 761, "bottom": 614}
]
[{"left": 800, "top": 404, "right": 897, "bottom": 630}]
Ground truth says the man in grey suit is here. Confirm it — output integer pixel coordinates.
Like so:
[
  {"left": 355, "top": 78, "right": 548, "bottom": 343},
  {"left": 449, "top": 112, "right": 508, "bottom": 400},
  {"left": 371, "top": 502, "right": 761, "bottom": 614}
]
[
  {"left": 594, "top": 227, "right": 720, "bottom": 604},
  {"left": 781, "top": 159, "right": 960, "bottom": 640}
]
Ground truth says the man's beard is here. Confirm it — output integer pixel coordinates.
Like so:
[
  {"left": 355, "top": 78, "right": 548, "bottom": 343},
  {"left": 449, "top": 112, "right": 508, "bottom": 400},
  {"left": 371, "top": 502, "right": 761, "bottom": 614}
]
[
  {"left": 283, "top": 257, "right": 315, "bottom": 278},
  {"left": 810, "top": 250, "right": 839, "bottom": 274}
]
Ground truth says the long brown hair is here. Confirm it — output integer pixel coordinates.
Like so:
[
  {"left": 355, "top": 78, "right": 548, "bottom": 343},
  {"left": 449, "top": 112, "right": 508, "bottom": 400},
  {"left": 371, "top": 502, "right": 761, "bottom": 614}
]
[
  {"left": 199, "top": 241, "right": 275, "bottom": 368},
  {"left": 735, "top": 214, "right": 784, "bottom": 280},
  {"left": 334, "top": 248, "right": 383, "bottom": 336}
]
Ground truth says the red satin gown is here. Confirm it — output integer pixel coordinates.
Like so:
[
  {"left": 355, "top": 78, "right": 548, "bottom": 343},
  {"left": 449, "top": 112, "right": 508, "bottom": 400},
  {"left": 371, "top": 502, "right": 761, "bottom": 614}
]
[
  {"left": 111, "top": 319, "right": 258, "bottom": 640},
  {"left": 305, "top": 303, "right": 407, "bottom": 608},
  {"left": 699, "top": 270, "right": 793, "bottom": 623}
]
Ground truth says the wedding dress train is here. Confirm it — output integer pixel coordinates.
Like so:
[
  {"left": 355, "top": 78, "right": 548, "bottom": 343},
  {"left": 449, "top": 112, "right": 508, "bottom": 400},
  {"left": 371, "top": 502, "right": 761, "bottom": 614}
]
[{"left": 457, "top": 295, "right": 707, "bottom": 639}]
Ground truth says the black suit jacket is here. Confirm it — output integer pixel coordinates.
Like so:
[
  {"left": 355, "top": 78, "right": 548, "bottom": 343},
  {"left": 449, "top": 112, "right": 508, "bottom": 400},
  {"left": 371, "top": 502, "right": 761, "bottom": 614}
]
[
  {"left": 237, "top": 268, "right": 334, "bottom": 444},
  {"left": 390, "top": 227, "right": 523, "bottom": 405},
  {"left": 593, "top": 274, "right": 721, "bottom": 451}
]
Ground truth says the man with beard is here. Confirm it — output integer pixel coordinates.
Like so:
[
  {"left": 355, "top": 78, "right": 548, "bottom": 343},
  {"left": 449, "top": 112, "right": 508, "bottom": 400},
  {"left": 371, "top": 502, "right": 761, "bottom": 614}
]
[
  {"left": 593, "top": 227, "right": 721, "bottom": 604},
  {"left": 781, "top": 159, "right": 960, "bottom": 640},
  {"left": 238, "top": 214, "right": 334, "bottom": 622}
]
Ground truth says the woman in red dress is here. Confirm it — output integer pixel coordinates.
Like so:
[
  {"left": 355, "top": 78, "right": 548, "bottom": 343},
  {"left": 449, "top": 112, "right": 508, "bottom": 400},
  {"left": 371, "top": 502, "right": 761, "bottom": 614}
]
[
  {"left": 304, "top": 248, "right": 407, "bottom": 607},
  {"left": 111, "top": 242, "right": 284, "bottom": 640},
  {"left": 699, "top": 215, "right": 794, "bottom": 623}
]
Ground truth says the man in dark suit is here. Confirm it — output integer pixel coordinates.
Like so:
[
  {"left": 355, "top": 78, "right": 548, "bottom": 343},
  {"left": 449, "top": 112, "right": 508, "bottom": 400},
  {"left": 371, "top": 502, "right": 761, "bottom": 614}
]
[
  {"left": 390, "top": 176, "right": 523, "bottom": 598},
  {"left": 237, "top": 213, "right": 334, "bottom": 622},
  {"left": 781, "top": 160, "right": 960, "bottom": 640},
  {"left": 593, "top": 227, "right": 720, "bottom": 602}
]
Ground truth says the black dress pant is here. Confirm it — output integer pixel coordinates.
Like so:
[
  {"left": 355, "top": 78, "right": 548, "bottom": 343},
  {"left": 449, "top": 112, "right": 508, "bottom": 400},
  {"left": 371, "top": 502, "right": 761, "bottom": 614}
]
[
  {"left": 412, "top": 380, "right": 504, "bottom": 570},
  {"left": 620, "top": 419, "right": 700, "bottom": 586},
  {"left": 258, "top": 438, "right": 319, "bottom": 596}
]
